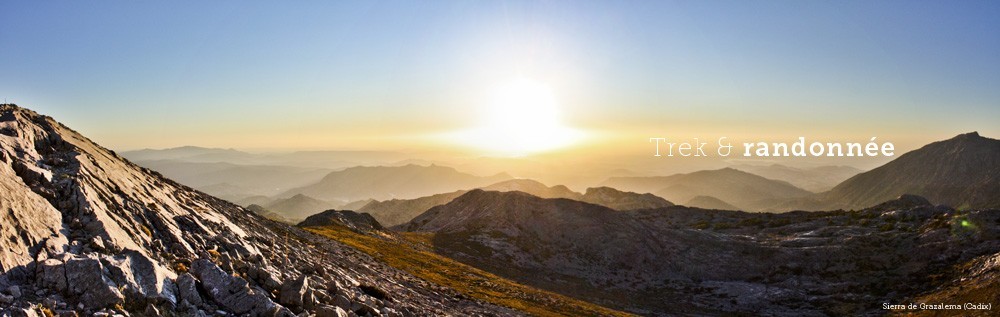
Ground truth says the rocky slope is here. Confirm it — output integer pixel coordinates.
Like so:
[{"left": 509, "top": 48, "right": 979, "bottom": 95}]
[
  {"left": 0, "top": 104, "right": 517, "bottom": 316},
  {"left": 824, "top": 132, "right": 1000, "bottom": 210},
  {"left": 402, "top": 190, "right": 1000, "bottom": 316}
]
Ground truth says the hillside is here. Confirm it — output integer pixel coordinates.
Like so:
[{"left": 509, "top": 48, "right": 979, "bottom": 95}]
[
  {"left": 361, "top": 180, "right": 675, "bottom": 227},
  {"left": 601, "top": 168, "right": 813, "bottom": 211},
  {"left": 0, "top": 104, "right": 516, "bottom": 316},
  {"left": 824, "top": 132, "right": 1000, "bottom": 210},
  {"left": 263, "top": 194, "right": 343, "bottom": 222},
  {"left": 480, "top": 179, "right": 581, "bottom": 199},
  {"left": 731, "top": 164, "right": 863, "bottom": 192},
  {"left": 684, "top": 195, "right": 738, "bottom": 210},
  {"left": 580, "top": 186, "right": 674, "bottom": 210},
  {"left": 359, "top": 191, "right": 467, "bottom": 227}
]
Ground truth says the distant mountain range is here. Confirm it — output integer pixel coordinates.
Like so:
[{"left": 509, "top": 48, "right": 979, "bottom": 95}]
[
  {"left": 122, "top": 146, "right": 410, "bottom": 169},
  {"left": 358, "top": 191, "right": 466, "bottom": 227},
  {"left": 601, "top": 168, "right": 813, "bottom": 211},
  {"left": 130, "top": 159, "right": 332, "bottom": 200},
  {"left": 260, "top": 194, "right": 343, "bottom": 223},
  {"left": 730, "top": 164, "right": 863, "bottom": 192},
  {"left": 282, "top": 164, "right": 513, "bottom": 202},
  {"left": 361, "top": 179, "right": 674, "bottom": 227},
  {"left": 684, "top": 195, "right": 738, "bottom": 210}
]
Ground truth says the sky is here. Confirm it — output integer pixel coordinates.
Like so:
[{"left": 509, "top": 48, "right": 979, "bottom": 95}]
[{"left": 2, "top": 1, "right": 999, "bottom": 159}]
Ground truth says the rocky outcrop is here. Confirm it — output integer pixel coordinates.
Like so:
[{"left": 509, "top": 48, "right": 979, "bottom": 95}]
[
  {"left": 0, "top": 104, "right": 517, "bottom": 316},
  {"left": 868, "top": 193, "right": 932, "bottom": 211}
]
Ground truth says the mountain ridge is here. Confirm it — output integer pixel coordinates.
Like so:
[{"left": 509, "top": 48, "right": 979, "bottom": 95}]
[
  {"left": 282, "top": 164, "right": 512, "bottom": 202},
  {"left": 823, "top": 132, "right": 1000, "bottom": 209},
  {"left": 601, "top": 167, "right": 813, "bottom": 211}
]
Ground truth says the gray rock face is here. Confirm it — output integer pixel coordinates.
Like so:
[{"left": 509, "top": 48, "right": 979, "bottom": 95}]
[
  {"left": 36, "top": 259, "right": 67, "bottom": 292},
  {"left": 279, "top": 275, "right": 309, "bottom": 309},
  {"left": 175, "top": 273, "right": 202, "bottom": 307},
  {"left": 102, "top": 250, "right": 177, "bottom": 306},
  {"left": 7, "top": 285, "right": 21, "bottom": 298},
  {"left": 314, "top": 304, "right": 348, "bottom": 317},
  {"left": 64, "top": 256, "right": 124, "bottom": 309}
]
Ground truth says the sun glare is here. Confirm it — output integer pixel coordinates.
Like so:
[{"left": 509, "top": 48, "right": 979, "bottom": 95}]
[{"left": 451, "top": 78, "right": 584, "bottom": 156}]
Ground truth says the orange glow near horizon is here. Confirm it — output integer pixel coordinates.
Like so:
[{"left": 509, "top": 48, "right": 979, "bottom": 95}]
[{"left": 444, "top": 78, "right": 586, "bottom": 156}]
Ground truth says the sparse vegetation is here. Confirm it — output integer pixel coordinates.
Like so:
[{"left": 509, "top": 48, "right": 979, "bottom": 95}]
[
  {"left": 140, "top": 224, "right": 152, "bottom": 237},
  {"left": 306, "top": 225, "right": 634, "bottom": 317},
  {"left": 173, "top": 261, "right": 189, "bottom": 273}
]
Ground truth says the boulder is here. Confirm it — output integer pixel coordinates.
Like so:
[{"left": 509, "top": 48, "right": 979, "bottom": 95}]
[
  {"left": 315, "top": 304, "right": 349, "bottom": 317},
  {"left": 102, "top": 250, "right": 178, "bottom": 306},
  {"left": 279, "top": 275, "right": 309, "bottom": 309},
  {"left": 190, "top": 259, "right": 293, "bottom": 316},
  {"left": 64, "top": 256, "right": 124, "bottom": 309},
  {"left": 35, "top": 258, "right": 67, "bottom": 292},
  {"left": 175, "top": 273, "right": 203, "bottom": 307}
]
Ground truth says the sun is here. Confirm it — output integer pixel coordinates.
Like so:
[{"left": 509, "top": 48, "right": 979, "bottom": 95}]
[{"left": 451, "top": 78, "right": 584, "bottom": 156}]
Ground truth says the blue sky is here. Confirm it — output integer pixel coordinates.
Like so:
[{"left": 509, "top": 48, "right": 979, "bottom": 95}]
[{"left": 1, "top": 1, "right": 998, "bottom": 151}]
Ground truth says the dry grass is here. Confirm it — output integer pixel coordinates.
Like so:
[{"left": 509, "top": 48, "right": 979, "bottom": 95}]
[{"left": 305, "top": 225, "right": 634, "bottom": 317}]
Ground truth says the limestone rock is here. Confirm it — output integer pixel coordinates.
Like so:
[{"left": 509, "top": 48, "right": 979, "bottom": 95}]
[
  {"left": 314, "top": 305, "right": 348, "bottom": 317},
  {"left": 190, "top": 259, "right": 292, "bottom": 316},
  {"left": 279, "top": 275, "right": 309, "bottom": 309},
  {"left": 102, "top": 250, "right": 178, "bottom": 306},
  {"left": 175, "top": 273, "right": 202, "bottom": 307}
]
